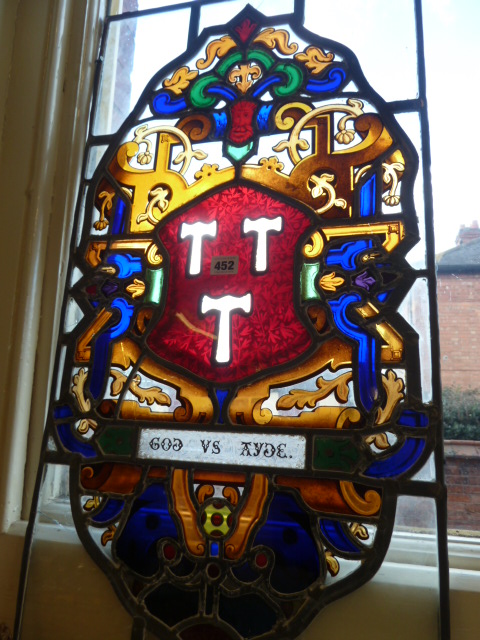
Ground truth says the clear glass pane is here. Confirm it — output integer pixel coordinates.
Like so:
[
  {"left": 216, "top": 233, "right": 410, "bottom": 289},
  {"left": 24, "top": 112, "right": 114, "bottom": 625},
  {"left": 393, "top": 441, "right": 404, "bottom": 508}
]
[
  {"left": 199, "top": 0, "right": 295, "bottom": 31},
  {"left": 94, "top": 9, "right": 191, "bottom": 134},
  {"left": 305, "top": 0, "right": 418, "bottom": 102}
]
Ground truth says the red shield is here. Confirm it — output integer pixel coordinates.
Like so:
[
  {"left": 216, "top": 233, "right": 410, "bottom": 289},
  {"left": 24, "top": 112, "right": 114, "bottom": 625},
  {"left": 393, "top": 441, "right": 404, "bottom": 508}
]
[{"left": 147, "top": 186, "right": 313, "bottom": 382}]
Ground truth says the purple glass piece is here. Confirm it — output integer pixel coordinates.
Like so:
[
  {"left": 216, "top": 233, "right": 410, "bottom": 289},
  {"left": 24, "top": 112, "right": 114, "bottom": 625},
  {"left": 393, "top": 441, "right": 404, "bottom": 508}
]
[
  {"left": 101, "top": 280, "right": 119, "bottom": 296},
  {"left": 354, "top": 271, "right": 376, "bottom": 290}
]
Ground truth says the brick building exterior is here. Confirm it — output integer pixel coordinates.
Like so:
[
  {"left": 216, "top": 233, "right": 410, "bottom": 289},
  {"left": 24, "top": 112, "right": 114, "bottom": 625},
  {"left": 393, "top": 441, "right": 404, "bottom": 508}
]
[
  {"left": 437, "top": 230, "right": 480, "bottom": 389},
  {"left": 437, "top": 223, "right": 480, "bottom": 531}
]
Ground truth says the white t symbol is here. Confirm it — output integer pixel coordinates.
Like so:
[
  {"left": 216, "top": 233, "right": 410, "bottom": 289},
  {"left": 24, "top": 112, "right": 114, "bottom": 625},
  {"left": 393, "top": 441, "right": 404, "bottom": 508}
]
[
  {"left": 201, "top": 293, "right": 252, "bottom": 363},
  {"left": 180, "top": 220, "right": 217, "bottom": 275},
  {"left": 243, "top": 216, "right": 283, "bottom": 272}
]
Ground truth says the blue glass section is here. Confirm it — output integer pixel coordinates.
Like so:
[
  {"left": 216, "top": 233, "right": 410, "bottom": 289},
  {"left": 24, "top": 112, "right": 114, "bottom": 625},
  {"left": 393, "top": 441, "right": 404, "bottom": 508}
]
[
  {"left": 89, "top": 332, "right": 110, "bottom": 399},
  {"left": 219, "top": 593, "right": 277, "bottom": 637},
  {"left": 152, "top": 93, "right": 187, "bottom": 114},
  {"left": 145, "top": 584, "right": 198, "bottom": 625},
  {"left": 213, "top": 112, "right": 227, "bottom": 137},
  {"left": 364, "top": 438, "right": 426, "bottom": 478},
  {"left": 257, "top": 104, "right": 272, "bottom": 130},
  {"left": 57, "top": 424, "right": 96, "bottom": 458},
  {"left": 215, "top": 389, "right": 229, "bottom": 424},
  {"left": 111, "top": 199, "right": 126, "bottom": 234},
  {"left": 232, "top": 561, "right": 258, "bottom": 583},
  {"left": 207, "top": 85, "right": 237, "bottom": 101},
  {"left": 398, "top": 410, "right": 429, "bottom": 428},
  {"left": 53, "top": 405, "right": 72, "bottom": 419},
  {"left": 320, "top": 520, "right": 361, "bottom": 554},
  {"left": 306, "top": 68, "right": 346, "bottom": 93},
  {"left": 110, "top": 298, "right": 134, "bottom": 338},
  {"left": 377, "top": 291, "right": 390, "bottom": 302},
  {"left": 252, "top": 75, "right": 282, "bottom": 97},
  {"left": 328, "top": 294, "right": 377, "bottom": 410},
  {"left": 91, "top": 498, "right": 124, "bottom": 523},
  {"left": 210, "top": 542, "right": 219, "bottom": 557},
  {"left": 106, "top": 253, "right": 142, "bottom": 279},
  {"left": 326, "top": 240, "right": 372, "bottom": 270},
  {"left": 116, "top": 483, "right": 178, "bottom": 577},
  {"left": 254, "top": 492, "right": 319, "bottom": 593},
  {"left": 360, "top": 174, "right": 376, "bottom": 218}
]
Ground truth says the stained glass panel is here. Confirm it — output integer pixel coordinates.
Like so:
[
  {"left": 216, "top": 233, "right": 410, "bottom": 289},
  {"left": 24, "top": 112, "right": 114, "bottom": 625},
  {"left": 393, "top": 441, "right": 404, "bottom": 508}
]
[{"left": 14, "top": 2, "right": 448, "bottom": 639}]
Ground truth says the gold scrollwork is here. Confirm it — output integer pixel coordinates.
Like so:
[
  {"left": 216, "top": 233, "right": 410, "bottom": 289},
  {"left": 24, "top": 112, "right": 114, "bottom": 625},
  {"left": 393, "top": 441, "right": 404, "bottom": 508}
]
[
  {"left": 171, "top": 469, "right": 205, "bottom": 556},
  {"left": 335, "top": 408, "right": 362, "bottom": 430},
  {"left": 228, "top": 63, "right": 261, "bottom": 93},
  {"left": 303, "top": 221, "right": 405, "bottom": 260},
  {"left": 382, "top": 161, "right": 405, "bottom": 206},
  {"left": 125, "top": 279, "right": 145, "bottom": 299},
  {"left": 223, "top": 486, "right": 239, "bottom": 506},
  {"left": 325, "top": 550, "right": 340, "bottom": 576},
  {"left": 295, "top": 46, "right": 334, "bottom": 74},
  {"left": 276, "top": 371, "right": 352, "bottom": 411},
  {"left": 365, "top": 432, "right": 390, "bottom": 450},
  {"left": 308, "top": 173, "right": 347, "bottom": 215},
  {"left": 85, "top": 241, "right": 107, "bottom": 268},
  {"left": 350, "top": 523, "right": 369, "bottom": 541},
  {"left": 111, "top": 339, "right": 214, "bottom": 424},
  {"left": 339, "top": 481, "right": 381, "bottom": 516},
  {"left": 101, "top": 524, "right": 117, "bottom": 546},
  {"left": 133, "top": 124, "right": 207, "bottom": 176},
  {"left": 274, "top": 99, "right": 364, "bottom": 165},
  {"left": 230, "top": 339, "right": 354, "bottom": 428},
  {"left": 109, "top": 127, "right": 235, "bottom": 233},
  {"left": 376, "top": 370, "right": 405, "bottom": 425},
  {"left": 259, "top": 156, "right": 285, "bottom": 172},
  {"left": 253, "top": 28, "right": 298, "bottom": 54},
  {"left": 319, "top": 272, "right": 345, "bottom": 292},
  {"left": 110, "top": 239, "right": 163, "bottom": 266},
  {"left": 303, "top": 232, "right": 324, "bottom": 258},
  {"left": 75, "top": 309, "right": 113, "bottom": 362},
  {"left": 356, "top": 306, "right": 404, "bottom": 364},
  {"left": 77, "top": 418, "right": 97, "bottom": 435},
  {"left": 71, "top": 368, "right": 91, "bottom": 412},
  {"left": 83, "top": 496, "right": 100, "bottom": 512},
  {"left": 196, "top": 36, "right": 236, "bottom": 70},
  {"left": 94, "top": 191, "right": 114, "bottom": 231},
  {"left": 197, "top": 484, "right": 215, "bottom": 504},
  {"left": 162, "top": 66, "right": 198, "bottom": 95},
  {"left": 136, "top": 186, "right": 170, "bottom": 226},
  {"left": 225, "top": 474, "right": 268, "bottom": 560},
  {"left": 110, "top": 370, "right": 172, "bottom": 407}
]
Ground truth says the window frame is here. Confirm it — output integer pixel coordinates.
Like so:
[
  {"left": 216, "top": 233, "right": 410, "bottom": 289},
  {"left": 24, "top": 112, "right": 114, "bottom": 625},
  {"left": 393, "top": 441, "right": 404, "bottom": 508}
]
[{"left": 0, "top": 1, "right": 478, "bottom": 639}]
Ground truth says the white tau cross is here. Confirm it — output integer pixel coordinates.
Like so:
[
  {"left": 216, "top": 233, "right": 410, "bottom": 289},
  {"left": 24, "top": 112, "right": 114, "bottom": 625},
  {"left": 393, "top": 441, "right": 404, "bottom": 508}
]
[
  {"left": 243, "top": 216, "right": 283, "bottom": 272},
  {"left": 180, "top": 220, "right": 217, "bottom": 275},
  {"left": 201, "top": 293, "right": 252, "bottom": 363}
]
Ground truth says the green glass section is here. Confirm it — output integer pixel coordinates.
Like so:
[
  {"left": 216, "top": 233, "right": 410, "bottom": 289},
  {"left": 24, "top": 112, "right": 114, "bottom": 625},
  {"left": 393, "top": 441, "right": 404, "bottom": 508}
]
[
  {"left": 247, "top": 48, "right": 275, "bottom": 70},
  {"left": 190, "top": 75, "right": 219, "bottom": 108},
  {"left": 98, "top": 426, "right": 136, "bottom": 456},
  {"left": 313, "top": 437, "right": 360, "bottom": 472},
  {"left": 273, "top": 63, "right": 304, "bottom": 96},
  {"left": 227, "top": 142, "right": 253, "bottom": 161},
  {"left": 301, "top": 262, "right": 321, "bottom": 300},
  {"left": 217, "top": 51, "right": 243, "bottom": 76},
  {"left": 146, "top": 268, "right": 164, "bottom": 305}
]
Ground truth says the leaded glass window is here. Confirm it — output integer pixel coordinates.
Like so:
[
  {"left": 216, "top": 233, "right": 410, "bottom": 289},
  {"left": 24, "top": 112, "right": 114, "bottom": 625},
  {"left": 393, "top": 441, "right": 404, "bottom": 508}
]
[{"left": 14, "top": 1, "right": 449, "bottom": 639}]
